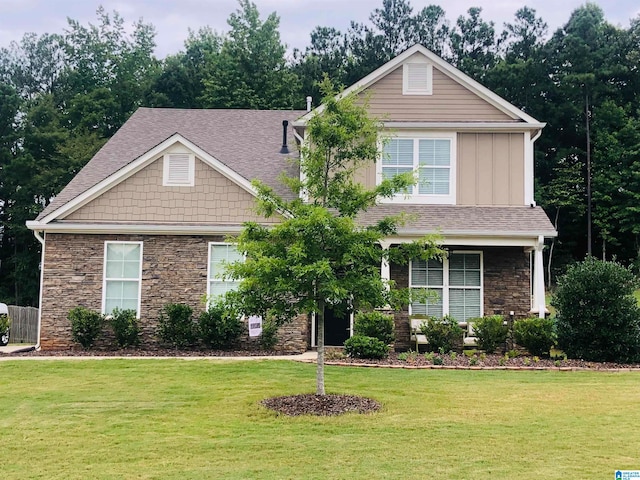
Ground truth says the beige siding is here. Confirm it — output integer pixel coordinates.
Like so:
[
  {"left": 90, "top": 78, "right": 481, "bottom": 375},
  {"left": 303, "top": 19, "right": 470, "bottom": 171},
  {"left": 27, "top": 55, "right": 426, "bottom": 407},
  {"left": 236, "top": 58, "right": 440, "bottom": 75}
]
[
  {"left": 63, "top": 155, "right": 280, "bottom": 224},
  {"left": 457, "top": 133, "right": 525, "bottom": 206},
  {"left": 363, "top": 54, "right": 514, "bottom": 122},
  {"left": 354, "top": 161, "right": 377, "bottom": 190}
]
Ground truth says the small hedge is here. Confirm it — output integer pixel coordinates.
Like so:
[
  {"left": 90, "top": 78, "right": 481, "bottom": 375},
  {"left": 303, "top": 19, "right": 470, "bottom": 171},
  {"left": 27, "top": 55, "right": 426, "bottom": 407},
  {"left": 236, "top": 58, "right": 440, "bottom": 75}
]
[
  {"left": 198, "top": 302, "right": 244, "bottom": 349},
  {"left": 473, "top": 315, "right": 508, "bottom": 354},
  {"left": 514, "top": 317, "right": 556, "bottom": 357},
  {"left": 157, "top": 303, "right": 196, "bottom": 349},
  {"left": 109, "top": 308, "right": 140, "bottom": 348},
  {"left": 68, "top": 306, "right": 104, "bottom": 349},
  {"left": 353, "top": 311, "right": 394, "bottom": 344},
  {"left": 344, "top": 335, "right": 389, "bottom": 359},
  {"left": 420, "top": 315, "right": 463, "bottom": 353}
]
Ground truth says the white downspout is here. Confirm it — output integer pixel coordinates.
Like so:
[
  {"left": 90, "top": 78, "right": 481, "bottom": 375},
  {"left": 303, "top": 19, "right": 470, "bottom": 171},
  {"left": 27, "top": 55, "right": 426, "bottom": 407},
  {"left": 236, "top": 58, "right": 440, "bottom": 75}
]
[
  {"left": 532, "top": 235, "right": 547, "bottom": 318},
  {"left": 32, "top": 230, "right": 45, "bottom": 350}
]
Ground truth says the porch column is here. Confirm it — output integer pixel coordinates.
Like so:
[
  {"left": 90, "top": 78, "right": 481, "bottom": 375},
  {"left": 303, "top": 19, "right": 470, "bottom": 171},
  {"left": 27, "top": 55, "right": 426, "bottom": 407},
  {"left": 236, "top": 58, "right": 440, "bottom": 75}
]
[
  {"left": 532, "top": 235, "right": 547, "bottom": 318},
  {"left": 379, "top": 240, "right": 391, "bottom": 291}
]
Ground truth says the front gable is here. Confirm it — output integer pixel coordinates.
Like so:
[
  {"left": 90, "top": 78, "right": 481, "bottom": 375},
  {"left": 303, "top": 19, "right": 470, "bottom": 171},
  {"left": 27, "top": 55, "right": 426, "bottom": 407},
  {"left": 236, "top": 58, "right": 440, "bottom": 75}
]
[
  {"left": 62, "top": 142, "right": 279, "bottom": 225},
  {"left": 364, "top": 52, "right": 513, "bottom": 122}
]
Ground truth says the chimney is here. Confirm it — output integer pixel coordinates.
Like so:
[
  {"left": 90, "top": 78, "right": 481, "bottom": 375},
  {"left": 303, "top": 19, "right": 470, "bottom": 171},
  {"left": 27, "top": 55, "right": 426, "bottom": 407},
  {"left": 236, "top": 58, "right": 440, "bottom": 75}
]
[
  {"left": 306, "top": 96, "right": 312, "bottom": 112},
  {"left": 279, "top": 120, "right": 290, "bottom": 154}
]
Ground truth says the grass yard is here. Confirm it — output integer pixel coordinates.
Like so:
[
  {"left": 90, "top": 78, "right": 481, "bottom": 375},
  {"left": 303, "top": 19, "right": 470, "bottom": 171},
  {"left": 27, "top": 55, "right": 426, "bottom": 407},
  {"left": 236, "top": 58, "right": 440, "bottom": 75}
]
[{"left": 1, "top": 360, "right": 639, "bottom": 479}]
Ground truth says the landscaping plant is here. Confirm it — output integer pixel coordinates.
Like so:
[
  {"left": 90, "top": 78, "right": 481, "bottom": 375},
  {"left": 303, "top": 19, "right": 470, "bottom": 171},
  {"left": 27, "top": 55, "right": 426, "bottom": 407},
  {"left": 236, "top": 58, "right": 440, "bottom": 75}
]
[
  {"left": 473, "top": 315, "right": 508, "bottom": 353},
  {"left": 553, "top": 257, "right": 640, "bottom": 362},
  {"left": 344, "top": 335, "right": 389, "bottom": 359},
  {"left": 157, "top": 303, "right": 196, "bottom": 349},
  {"left": 353, "top": 311, "right": 395, "bottom": 345},
  {"left": 198, "top": 302, "right": 244, "bottom": 349},
  {"left": 0, "top": 313, "right": 10, "bottom": 346},
  {"left": 109, "top": 308, "right": 140, "bottom": 348},
  {"left": 514, "top": 317, "right": 556, "bottom": 357},
  {"left": 258, "top": 317, "right": 279, "bottom": 350},
  {"left": 420, "top": 315, "right": 463, "bottom": 353},
  {"left": 68, "top": 306, "right": 104, "bottom": 349}
]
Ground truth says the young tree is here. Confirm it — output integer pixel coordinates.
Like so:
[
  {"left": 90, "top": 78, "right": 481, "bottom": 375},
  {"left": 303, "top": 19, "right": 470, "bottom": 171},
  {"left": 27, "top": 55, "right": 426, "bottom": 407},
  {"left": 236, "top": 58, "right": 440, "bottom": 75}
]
[{"left": 224, "top": 79, "right": 441, "bottom": 395}]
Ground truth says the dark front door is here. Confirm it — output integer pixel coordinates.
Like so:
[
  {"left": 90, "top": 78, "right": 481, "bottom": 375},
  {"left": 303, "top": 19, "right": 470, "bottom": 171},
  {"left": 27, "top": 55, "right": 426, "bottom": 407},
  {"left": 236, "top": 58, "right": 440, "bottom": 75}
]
[{"left": 322, "top": 303, "right": 351, "bottom": 346}]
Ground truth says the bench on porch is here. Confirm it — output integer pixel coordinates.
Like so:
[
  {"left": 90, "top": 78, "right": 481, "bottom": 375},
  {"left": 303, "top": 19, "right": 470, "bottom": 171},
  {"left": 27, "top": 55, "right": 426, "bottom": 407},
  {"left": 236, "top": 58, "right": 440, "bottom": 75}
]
[{"left": 409, "top": 317, "right": 478, "bottom": 350}]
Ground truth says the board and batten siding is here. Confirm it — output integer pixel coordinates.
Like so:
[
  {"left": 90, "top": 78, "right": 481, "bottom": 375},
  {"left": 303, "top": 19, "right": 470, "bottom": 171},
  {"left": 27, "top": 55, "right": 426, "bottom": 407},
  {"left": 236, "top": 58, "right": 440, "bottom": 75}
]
[
  {"left": 362, "top": 54, "right": 515, "bottom": 122},
  {"left": 457, "top": 133, "right": 525, "bottom": 206},
  {"left": 353, "top": 132, "right": 525, "bottom": 206},
  {"left": 62, "top": 151, "right": 280, "bottom": 225}
]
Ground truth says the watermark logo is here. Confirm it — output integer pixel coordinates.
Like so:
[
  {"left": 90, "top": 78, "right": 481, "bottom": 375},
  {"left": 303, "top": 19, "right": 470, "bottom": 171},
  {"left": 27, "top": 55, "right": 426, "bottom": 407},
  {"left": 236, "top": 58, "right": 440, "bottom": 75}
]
[{"left": 616, "top": 471, "right": 640, "bottom": 479}]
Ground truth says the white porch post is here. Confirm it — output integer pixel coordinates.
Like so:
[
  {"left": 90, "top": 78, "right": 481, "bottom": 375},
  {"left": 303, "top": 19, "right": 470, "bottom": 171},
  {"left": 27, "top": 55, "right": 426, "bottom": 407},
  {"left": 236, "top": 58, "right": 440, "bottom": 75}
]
[{"left": 532, "top": 235, "right": 547, "bottom": 318}]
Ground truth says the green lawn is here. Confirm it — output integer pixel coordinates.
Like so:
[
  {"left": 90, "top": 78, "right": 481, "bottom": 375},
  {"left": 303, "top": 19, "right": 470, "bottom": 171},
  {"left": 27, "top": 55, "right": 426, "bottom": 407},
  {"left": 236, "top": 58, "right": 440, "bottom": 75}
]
[{"left": 1, "top": 359, "right": 639, "bottom": 479}]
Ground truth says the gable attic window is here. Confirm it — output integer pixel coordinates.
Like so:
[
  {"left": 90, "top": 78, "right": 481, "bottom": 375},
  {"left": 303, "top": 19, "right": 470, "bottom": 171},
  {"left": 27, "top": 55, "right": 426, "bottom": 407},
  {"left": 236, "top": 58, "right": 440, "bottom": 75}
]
[
  {"left": 163, "top": 153, "right": 195, "bottom": 186},
  {"left": 403, "top": 61, "right": 433, "bottom": 95}
]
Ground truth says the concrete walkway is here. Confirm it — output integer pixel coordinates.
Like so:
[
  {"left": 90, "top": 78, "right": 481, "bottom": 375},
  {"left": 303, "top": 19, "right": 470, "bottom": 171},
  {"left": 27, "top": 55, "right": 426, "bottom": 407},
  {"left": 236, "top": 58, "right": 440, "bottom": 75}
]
[{"left": 0, "top": 346, "right": 318, "bottom": 362}]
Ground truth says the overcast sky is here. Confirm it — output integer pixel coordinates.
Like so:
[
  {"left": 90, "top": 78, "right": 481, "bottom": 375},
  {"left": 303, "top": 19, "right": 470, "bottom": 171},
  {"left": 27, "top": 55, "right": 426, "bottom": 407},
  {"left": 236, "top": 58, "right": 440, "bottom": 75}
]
[{"left": 1, "top": 1, "right": 639, "bottom": 58}]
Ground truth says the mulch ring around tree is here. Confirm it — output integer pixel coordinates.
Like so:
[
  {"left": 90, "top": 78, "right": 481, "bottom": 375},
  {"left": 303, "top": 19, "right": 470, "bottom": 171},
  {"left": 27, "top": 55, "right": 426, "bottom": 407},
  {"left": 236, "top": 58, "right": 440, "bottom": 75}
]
[{"left": 261, "top": 393, "right": 381, "bottom": 416}]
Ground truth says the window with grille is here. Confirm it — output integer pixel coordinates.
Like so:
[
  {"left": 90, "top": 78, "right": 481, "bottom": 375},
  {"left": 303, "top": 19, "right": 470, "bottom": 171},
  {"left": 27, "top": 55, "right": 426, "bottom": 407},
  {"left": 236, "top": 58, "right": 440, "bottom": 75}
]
[
  {"left": 103, "top": 241, "right": 142, "bottom": 316},
  {"left": 410, "top": 252, "right": 482, "bottom": 322}
]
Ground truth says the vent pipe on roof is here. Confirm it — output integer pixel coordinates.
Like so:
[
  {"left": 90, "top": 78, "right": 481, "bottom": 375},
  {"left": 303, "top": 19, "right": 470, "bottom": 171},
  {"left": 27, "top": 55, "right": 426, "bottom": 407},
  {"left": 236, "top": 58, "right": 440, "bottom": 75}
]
[
  {"left": 279, "top": 120, "right": 290, "bottom": 154},
  {"left": 306, "top": 96, "right": 312, "bottom": 112}
]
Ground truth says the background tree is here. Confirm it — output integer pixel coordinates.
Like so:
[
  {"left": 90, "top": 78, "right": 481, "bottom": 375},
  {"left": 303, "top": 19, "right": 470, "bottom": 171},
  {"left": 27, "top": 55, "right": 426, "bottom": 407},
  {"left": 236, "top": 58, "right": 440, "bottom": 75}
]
[
  {"left": 224, "top": 80, "right": 441, "bottom": 394},
  {"left": 200, "top": 0, "right": 300, "bottom": 109}
]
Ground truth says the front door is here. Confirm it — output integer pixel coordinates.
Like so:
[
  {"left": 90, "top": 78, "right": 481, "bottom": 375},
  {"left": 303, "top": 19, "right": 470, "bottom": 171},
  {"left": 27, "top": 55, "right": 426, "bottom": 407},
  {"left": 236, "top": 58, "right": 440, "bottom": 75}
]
[{"left": 321, "top": 303, "right": 351, "bottom": 346}]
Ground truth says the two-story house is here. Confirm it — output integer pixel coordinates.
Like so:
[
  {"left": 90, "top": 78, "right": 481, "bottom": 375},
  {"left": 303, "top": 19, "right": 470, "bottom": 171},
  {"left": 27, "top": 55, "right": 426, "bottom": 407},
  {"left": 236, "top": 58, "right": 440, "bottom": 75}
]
[{"left": 26, "top": 45, "right": 556, "bottom": 351}]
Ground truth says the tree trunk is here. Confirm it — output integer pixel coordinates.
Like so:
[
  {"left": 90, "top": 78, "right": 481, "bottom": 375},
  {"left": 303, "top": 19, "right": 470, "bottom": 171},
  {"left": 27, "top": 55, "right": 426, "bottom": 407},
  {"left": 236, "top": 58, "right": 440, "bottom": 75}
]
[{"left": 316, "top": 299, "right": 326, "bottom": 395}]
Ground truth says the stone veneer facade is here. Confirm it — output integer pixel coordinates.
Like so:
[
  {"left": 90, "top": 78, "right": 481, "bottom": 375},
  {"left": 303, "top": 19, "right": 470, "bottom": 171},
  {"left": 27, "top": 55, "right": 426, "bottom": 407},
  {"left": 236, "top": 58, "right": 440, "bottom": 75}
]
[
  {"left": 40, "top": 235, "right": 529, "bottom": 354},
  {"left": 390, "top": 246, "right": 531, "bottom": 351},
  {"left": 40, "top": 233, "right": 308, "bottom": 352}
]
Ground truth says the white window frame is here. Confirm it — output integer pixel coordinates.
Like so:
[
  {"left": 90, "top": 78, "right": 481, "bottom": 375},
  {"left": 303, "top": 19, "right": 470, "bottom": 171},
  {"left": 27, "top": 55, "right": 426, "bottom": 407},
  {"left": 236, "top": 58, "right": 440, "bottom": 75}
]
[
  {"left": 162, "top": 153, "right": 195, "bottom": 187},
  {"left": 403, "top": 60, "right": 433, "bottom": 95},
  {"left": 102, "top": 241, "right": 143, "bottom": 318},
  {"left": 409, "top": 251, "right": 483, "bottom": 321},
  {"left": 207, "top": 242, "right": 244, "bottom": 306},
  {"left": 378, "top": 131, "right": 457, "bottom": 205}
]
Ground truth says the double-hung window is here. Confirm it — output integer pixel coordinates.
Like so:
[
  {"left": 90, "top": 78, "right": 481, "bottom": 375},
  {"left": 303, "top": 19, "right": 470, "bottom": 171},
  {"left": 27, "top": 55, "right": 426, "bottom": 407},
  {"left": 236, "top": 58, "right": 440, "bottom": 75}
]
[
  {"left": 208, "top": 243, "right": 243, "bottom": 300},
  {"left": 103, "top": 241, "right": 143, "bottom": 316},
  {"left": 380, "top": 132, "right": 456, "bottom": 204},
  {"left": 410, "top": 252, "right": 482, "bottom": 322}
]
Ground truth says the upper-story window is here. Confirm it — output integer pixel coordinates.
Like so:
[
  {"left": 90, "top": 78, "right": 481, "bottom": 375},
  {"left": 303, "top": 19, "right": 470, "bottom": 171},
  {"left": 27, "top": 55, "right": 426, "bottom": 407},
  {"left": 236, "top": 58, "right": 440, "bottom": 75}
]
[
  {"left": 163, "top": 153, "right": 195, "bottom": 186},
  {"left": 379, "top": 132, "right": 456, "bottom": 204}
]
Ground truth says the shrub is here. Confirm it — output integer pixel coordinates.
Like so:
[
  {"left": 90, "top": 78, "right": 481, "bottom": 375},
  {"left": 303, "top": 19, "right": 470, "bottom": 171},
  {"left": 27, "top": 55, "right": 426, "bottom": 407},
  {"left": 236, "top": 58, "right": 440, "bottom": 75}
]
[
  {"left": 353, "top": 311, "right": 394, "bottom": 344},
  {"left": 258, "top": 318, "right": 279, "bottom": 350},
  {"left": 157, "top": 303, "right": 196, "bottom": 349},
  {"left": 109, "top": 308, "right": 140, "bottom": 348},
  {"left": 473, "top": 315, "right": 508, "bottom": 354},
  {"left": 68, "top": 306, "right": 104, "bottom": 349},
  {"left": 0, "top": 314, "right": 11, "bottom": 345},
  {"left": 514, "top": 317, "right": 556, "bottom": 357},
  {"left": 198, "top": 302, "right": 244, "bottom": 349},
  {"left": 420, "top": 315, "right": 463, "bottom": 353},
  {"left": 553, "top": 257, "right": 640, "bottom": 363},
  {"left": 344, "top": 335, "right": 389, "bottom": 359}
]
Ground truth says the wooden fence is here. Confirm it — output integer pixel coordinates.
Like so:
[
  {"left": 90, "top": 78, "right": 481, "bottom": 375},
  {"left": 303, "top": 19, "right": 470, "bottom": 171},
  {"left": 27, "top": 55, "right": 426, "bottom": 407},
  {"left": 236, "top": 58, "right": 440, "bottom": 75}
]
[{"left": 7, "top": 305, "right": 38, "bottom": 344}]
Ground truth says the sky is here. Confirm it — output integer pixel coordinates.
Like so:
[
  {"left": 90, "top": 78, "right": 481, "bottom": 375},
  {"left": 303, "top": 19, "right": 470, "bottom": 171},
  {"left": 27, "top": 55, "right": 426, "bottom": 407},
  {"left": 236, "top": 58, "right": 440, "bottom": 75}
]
[{"left": 1, "top": 0, "right": 639, "bottom": 58}]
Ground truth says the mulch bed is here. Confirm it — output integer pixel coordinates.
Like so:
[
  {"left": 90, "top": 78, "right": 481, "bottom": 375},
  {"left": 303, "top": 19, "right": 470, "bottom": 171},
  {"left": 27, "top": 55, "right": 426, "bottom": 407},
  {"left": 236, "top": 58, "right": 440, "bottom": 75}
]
[{"left": 261, "top": 394, "right": 381, "bottom": 416}]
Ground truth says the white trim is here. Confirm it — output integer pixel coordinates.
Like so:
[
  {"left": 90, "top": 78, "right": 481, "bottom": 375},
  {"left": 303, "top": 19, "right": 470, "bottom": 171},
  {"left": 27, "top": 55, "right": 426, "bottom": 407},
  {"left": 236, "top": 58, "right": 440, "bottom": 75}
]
[
  {"left": 294, "top": 45, "right": 541, "bottom": 127},
  {"left": 102, "top": 241, "right": 143, "bottom": 318},
  {"left": 26, "top": 221, "right": 246, "bottom": 235},
  {"left": 402, "top": 61, "right": 433, "bottom": 95},
  {"left": 162, "top": 153, "right": 195, "bottom": 187},
  {"left": 409, "top": 250, "right": 484, "bottom": 320},
  {"left": 524, "top": 131, "right": 533, "bottom": 206},
  {"left": 34, "top": 230, "right": 46, "bottom": 349},
  {"left": 383, "top": 122, "right": 546, "bottom": 131},
  {"left": 378, "top": 131, "right": 456, "bottom": 205},
  {"left": 40, "top": 134, "right": 259, "bottom": 224}
]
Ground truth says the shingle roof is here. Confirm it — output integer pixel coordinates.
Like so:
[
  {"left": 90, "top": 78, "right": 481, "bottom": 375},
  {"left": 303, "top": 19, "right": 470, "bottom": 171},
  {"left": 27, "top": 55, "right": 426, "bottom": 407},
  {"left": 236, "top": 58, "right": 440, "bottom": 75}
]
[
  {"left": 37, "top": 107, "right": 307, "bottom": 220},
  {"left": 359, "top": 204, "right": 556, "bottom": 237}
]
